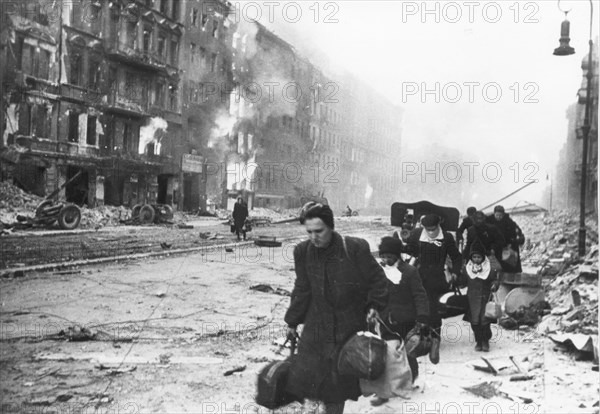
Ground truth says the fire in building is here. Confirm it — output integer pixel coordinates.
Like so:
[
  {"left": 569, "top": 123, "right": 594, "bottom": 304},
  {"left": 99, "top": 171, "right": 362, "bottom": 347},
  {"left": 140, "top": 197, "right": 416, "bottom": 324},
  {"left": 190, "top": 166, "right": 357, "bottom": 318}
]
[{"left": 1, "top": 0, "right": 405, "bottom": 214}]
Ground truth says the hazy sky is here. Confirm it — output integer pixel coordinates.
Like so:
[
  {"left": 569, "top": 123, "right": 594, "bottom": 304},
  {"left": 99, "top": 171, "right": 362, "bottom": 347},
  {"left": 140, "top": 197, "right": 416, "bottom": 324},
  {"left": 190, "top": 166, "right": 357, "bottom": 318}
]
[{"left": 245, "top": 0, "right": 599, "bottom": 209}]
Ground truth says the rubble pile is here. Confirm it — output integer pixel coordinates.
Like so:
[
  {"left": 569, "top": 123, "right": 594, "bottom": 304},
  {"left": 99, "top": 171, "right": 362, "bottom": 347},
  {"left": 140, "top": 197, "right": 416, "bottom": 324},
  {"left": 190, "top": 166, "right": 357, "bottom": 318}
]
[
  {"left": 79, "top": 205, "right": 132, "bottom": 229},
  {"left": 0, "top": 181, "right": 44, "bottom": 224},
  {"left": 516, "top": 211, "right": 598, "bottom": 340}
]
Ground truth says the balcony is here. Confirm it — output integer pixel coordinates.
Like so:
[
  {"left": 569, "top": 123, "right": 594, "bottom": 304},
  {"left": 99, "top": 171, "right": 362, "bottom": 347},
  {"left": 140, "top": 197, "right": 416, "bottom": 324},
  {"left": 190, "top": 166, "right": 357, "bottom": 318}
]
[
  {"left": 104, "top": 90, "right": 148, "bottom": 117},
  {"left": 105, "top": 40, "right": 172, "bottom": 73}
]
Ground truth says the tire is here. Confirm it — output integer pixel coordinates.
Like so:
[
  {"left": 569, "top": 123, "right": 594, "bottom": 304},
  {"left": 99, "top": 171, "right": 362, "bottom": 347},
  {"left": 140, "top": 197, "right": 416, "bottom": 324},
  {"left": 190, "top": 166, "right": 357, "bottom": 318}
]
[
  {"left": 131, "top": 204, "right": 142, "bottom": 219},
  {"left": 139, "top": 204, "right": 156, "bottom": 223},
  {"left": 158, "top": 204, "right": 174, "bottom": 220},
  {"left": 57, "top": 204, "right": 81, "bottom": 230},
  {"left": 35, "top": 200, "right": 54, "bottom": 216}
]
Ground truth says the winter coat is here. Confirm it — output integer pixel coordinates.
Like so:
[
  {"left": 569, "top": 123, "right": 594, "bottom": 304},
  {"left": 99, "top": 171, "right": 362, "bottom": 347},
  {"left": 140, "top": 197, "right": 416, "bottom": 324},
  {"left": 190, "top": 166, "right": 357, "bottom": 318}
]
[
  {"left": 461, "top": 264, "right": 498, "bottom": 325},
  {"left": 232, "top": 202, "right": 248, "bottom": 228},
  {"left": 486, "top": 214, "right": 525, "bottom": 272},
  {"left": 284, "top": 232, "right": 389, "bottom": 403},
  {"left": 464, "top": 224, "right": 505, "bottom": 263},
  {"left": 402, "top": 228, "right": 463, "bottom": 295},
  {"left": 457, "top": 217, "right": 474, "bottom": 242},
  {"left": 380, "top": 261, "right": 429, "bottom": 340}
]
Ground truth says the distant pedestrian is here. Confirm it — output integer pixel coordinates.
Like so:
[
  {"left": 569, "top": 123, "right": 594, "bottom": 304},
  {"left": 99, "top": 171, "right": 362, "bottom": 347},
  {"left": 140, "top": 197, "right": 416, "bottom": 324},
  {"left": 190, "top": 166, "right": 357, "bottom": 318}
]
[
  {"left": 461, "top": 241, "right": 499, "bottom": 352},
  {"left": 285, "top": 202, "right": 389, "bottom": 414},
  {"left": 232, "top": 197, "right": 248, "bottom": 241},
  {"left": 456, "top": 206, "right": 477, "bottom": 249},
  {"left": 370, "top": 236, "right": 429, "bottom": 407},
  {"left": 401, "top": 214, "right": 463, "bottom": 364},
  {"left": 486, "top": 205, "right": 525, "bottom": 272}
]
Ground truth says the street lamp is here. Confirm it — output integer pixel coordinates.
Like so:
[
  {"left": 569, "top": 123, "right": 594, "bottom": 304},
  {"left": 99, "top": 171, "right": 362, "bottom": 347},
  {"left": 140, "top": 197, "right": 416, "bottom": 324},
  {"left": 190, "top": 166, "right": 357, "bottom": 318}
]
[{"left": 553, "top": 0, "right": 595, "bottom": 257}]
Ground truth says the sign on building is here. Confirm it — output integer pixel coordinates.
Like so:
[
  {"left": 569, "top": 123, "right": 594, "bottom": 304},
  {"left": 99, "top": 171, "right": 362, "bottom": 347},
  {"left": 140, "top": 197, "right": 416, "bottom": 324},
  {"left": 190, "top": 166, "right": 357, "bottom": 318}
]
[{"left": 182, "top": 154, "right": 204, "bottom": 173}]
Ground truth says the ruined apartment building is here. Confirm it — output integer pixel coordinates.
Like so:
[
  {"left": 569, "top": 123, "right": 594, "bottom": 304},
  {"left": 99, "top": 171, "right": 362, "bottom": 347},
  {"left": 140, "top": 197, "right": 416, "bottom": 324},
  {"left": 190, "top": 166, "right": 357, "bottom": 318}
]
[{"left": 0, "top": 0, "right": 185, "bottom": 208}]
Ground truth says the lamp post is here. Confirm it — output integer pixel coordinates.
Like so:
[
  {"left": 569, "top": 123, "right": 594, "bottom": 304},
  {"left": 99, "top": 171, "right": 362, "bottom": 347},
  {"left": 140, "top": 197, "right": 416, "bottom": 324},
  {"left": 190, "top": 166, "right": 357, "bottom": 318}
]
[{"left": 553, "top": 0, "right": 595, "bottom": 257}]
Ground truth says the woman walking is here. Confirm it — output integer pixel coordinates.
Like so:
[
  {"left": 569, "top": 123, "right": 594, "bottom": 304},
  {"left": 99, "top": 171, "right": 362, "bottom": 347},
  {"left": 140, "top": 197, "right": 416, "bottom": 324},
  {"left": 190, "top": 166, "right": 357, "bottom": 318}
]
[
  {"left": 284, "top": 203, "right": 389, "bottom": 414},
  {"left": 232, "top": 197, "right": 248, "bottom": 241}
]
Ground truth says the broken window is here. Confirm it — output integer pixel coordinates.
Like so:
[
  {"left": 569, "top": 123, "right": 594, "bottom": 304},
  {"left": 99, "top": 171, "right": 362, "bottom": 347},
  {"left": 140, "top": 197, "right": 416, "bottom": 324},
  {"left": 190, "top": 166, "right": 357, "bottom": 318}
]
[
  {"left": 68, "top": 111, "right": 79, "bottom": 142},
  {"left": 70, "top": 51, "right": 83, "bottom": 85},
  {"left": 33, "top": 105, "right": 50, "bottom": 138},
  {"left": 155, "top": 82, "right": 164, "bottom": 107},
  {"left": 126, "top": 21, "right": 137, "bottom": 49},
  {"left": 190, "top": 43, "right": 196, "bottom": 63},
  {"left": 210, "top": 53, "right": 217, "bottom": 72},
  {"left": 19, "top": 104, "right": 32, "bottom": 136},
  {"left": 201, "top": 11, "right": 209, "bottom": 29},
  {"left": 143, "top": 25, "right": 152, "bottom": 53},
  {"left": 170, "top": 38, "right": 178, "bottom": 65},
  {"left": 212, "top": 19, "right": 219, "bottom": 38},
  {"left": 160, "top": 0, "right": 168, "bottom": 15},
  {"left": 169, "top": 84, "right": 178, "bottom": 111},
  {"left": 87, "top": 116, "right": 97, "bottom": 145},
  {"left": 21, "top": 43, "right": 34, "bottom": 75},
  {"left": 38, "top": 49, "right": 50, "bottom": 80},
  {"left": 191, "top": 8, "right": 198, "bottom": 26},
  {"left": 88, "top": 55, "right": 101, "bottom": 90},
  {"left": 171, "top": 0, "right": 179, "bottom": 20},
  {"left": 158, "top": 33, "right": 166, "bottom": 59},
  {"left": 199, "top": 47, "right": 206, "bottom": 62}
]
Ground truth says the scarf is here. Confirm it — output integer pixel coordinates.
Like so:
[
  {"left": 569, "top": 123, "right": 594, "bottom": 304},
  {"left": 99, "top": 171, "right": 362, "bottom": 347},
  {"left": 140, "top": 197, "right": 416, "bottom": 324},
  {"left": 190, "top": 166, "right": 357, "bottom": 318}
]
[
  {"left": 381, "top": 260, "right": 403, "bottom": 284},
  {"left": 419, "top": 226, "right": 443, "bottom": 247},
  {"left": 466, "top": 257, "right": 491, "bottom": 280}
]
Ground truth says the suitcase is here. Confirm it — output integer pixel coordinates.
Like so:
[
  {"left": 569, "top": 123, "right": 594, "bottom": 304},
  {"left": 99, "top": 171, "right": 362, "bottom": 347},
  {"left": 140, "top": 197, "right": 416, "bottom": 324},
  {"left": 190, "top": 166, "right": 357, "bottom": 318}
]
[
  {"left": 438, "top": 284, "right": 469, "bottom": 319},
  {"left": 256, "top": 339, "right": 300, "bottom": 409}
]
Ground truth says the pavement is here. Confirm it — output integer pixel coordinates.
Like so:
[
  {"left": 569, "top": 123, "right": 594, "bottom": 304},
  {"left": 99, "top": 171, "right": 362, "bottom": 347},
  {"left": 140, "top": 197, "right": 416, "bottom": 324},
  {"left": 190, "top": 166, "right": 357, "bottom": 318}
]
[{"left": 0, "top": 219, "right": 598, "bottom": 413}]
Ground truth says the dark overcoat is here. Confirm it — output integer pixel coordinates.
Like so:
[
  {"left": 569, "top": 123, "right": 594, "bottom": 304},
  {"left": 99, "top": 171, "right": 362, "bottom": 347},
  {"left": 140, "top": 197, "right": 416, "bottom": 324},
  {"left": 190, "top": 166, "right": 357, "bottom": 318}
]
[
  {"left": 284, "top": 232, "right": 389, "bottom": 403},
  {"left": 464, "top": 224, "right": 505, "bottom": 263},
  {"left": 461, "top": 266, "right": 498, "bottom": 325},
  {"left": 486, "top": 214, "right": 524, "bottom": 272},
  {"left": 232, "top": 202, "right": 248, "bottom": 229}
]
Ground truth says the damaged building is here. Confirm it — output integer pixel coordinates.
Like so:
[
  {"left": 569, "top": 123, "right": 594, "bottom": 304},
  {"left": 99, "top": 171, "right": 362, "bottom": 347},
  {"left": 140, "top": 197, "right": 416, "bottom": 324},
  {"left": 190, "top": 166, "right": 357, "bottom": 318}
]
[{"left": 1, "top": 0, "right": 183, "bottom": 209}]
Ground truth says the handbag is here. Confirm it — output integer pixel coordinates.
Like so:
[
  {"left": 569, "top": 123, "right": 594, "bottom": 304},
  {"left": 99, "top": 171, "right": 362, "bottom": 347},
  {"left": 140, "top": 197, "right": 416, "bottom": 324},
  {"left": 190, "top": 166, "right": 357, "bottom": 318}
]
[
  {"left": 337, "top": 320, "right": 387, "bottom": 380},
  {"left": 256, "top": 338, "right": 301, "bottom": 409},
  {"left": 359, "top": 338, "right": 413, "bottom": 398},
  {"left": 438, "top": 284, "right": 469, "bottom": 319},
  {"left": 405, "top": 325, "right": 433, "bottom": 358},
  {"left": 485, "top": 292, "right": 502, "bottom": 320}
]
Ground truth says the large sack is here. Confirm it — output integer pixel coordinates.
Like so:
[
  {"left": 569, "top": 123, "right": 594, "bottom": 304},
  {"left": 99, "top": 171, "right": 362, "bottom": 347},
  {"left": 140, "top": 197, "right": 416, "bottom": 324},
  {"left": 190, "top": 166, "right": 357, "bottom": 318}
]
[
  {"left": 405, "top": 326, "right": 433, "bottom": 358},
  {"left": 438, "top": 285, "right": 469, "bottom": 319},
  {"left": 337, "top": 331, "right": 387, "bottom": 380},
  {"left": 360, "top": 339, "right": 413, "bottom": 399}
]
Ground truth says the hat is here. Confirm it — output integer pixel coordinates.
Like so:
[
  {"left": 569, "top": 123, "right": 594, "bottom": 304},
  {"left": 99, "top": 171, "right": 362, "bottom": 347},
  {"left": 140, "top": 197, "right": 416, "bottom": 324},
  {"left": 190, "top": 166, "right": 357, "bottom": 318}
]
[
  {"left": 379, "top": 236, "right": 403, "bottom": 256},
  {"left": 494, "top": 205, "right": 505, "bottom": 213},
  {"left": 470, "top": 241, "right": 486, "bottom": 257},
  {"left": 421, "top": 214, "right": 441, "bottom": 227},
  {"left": 300, "top": 202, "right": 334, "bottom": 229},
  {"left": 466, "top": 206, "right": 477, "bottom": 215}
]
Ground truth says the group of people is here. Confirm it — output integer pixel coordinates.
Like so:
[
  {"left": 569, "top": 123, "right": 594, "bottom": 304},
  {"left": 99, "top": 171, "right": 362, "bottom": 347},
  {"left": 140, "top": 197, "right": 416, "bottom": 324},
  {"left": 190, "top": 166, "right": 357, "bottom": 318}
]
[{"left": 282, "top": 203, "right": 525, "bottom": 413}]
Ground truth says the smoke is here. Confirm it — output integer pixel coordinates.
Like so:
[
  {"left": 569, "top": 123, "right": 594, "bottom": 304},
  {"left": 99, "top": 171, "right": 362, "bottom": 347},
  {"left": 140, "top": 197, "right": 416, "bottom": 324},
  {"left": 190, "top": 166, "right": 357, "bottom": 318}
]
[
  {"left": 364, "top": 182, "right": 373, "bottom": 208},
  {"left": 139, "top": 117, "right": 167, "bottom": 155}
]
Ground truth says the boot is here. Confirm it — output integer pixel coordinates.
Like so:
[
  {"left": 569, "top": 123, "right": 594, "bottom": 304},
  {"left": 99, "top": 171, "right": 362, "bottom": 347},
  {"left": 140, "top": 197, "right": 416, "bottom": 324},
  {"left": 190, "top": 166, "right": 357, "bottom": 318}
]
[
  {"left": 370, "top": 397, "right": 389, "bottom": 407},
  {"left": 482, "top": 340, "right": 490, "bottom": 352},
  {"left": 429, "top": 337, "right": 440, "bottom": 364},
  {"left": 475, "top": 342, "right": 483, "bottom": 352}
]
